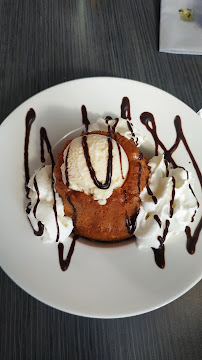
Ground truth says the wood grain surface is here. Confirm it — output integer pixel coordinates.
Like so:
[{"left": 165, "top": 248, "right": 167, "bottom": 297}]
[{"left": 0, "top": 0, "right": 201, "bottom": 359}]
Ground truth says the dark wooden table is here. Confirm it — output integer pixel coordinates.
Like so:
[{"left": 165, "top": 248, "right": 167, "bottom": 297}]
[{"left": 0, "top": 1, "right": 201, "bottom": 359}]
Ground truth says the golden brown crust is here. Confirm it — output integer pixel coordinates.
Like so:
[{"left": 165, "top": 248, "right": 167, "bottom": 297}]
[{"left": 54, "top": 131, "right": 150, "bottom": 241}]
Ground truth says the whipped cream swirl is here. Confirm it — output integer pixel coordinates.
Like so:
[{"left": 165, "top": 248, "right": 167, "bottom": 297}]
[
  {"left": 27, "top": 165, "right": 73, "bottom": 243},
  {"left": 134, "top": 154, "right": 199, "bottom": 249}
]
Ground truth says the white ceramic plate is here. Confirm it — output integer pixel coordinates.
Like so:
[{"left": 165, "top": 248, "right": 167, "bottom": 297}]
[{"left": 0, "top": 77, "right": 201, "bottom": 318}]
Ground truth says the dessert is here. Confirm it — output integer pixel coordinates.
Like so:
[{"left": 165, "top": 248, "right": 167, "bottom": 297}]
[
  {"left": 54, "top": 131, "right": 150, "bottom": 241},
  {"left": 24, "top": 97, "right": 201, "bottom": 270}
]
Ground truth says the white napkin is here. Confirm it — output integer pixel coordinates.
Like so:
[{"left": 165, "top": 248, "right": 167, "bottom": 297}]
[{"left": 159, "top": 0, "right": 202, "bottom": 54}]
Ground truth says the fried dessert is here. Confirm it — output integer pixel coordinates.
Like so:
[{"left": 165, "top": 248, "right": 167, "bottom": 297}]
[{"left": 54, "top": 130, "right": 150, "bottom": 241}]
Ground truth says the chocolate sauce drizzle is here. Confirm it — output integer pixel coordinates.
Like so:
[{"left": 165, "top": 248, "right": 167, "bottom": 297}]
[
  {"left": 123, "top": 188, "right": 139, "bottom": 234},
  {"left": 171, "top": 117, "right": 202, "bottom": 186},
  {"left": 27, "top": 217, "right": 44, "bottom": 237},
  {"left": 82, "top": 134, "right": 113, "bottom": 189},
  {"left": 140, "top": 113, "right": 202, "bottom": 182},
  {"left": 121, "top": 97, "right": 131, "bottom": 120},
  {"left": 65, "top": 147, "right": 70, "bottom": 187},
  {"left": 152, "top": 219, "right": 170, "bottom": 269},
  {"left": 105, "top": 119, "right": 121, "bottom": 178},
  {"left": 67, "top": 196, "right": 77, "bottom": 227},
  {"left": 111, "top": 119, "right": 124, "bottom": 180},
  {"left": 186, "top": 217, "right": 202, "bottom": 254},
  {"left": 26, "top": 202, "right": 31, "bottom": 214},
  {"left": 140, "top": 111, "right": 201, "bottom": 268},
  {"left": 188, "top": 184, "right": 200, "bottom": 223},
  {"left": 146, "top": 184, "right": 157, "bottom": 204},
  {"left": 112, "top": 118, "right": 119, "bottom": 132},
  {"left": 24, "top": 108, "right": 36, "bottom": 198},
  {"left": 170, "top": 177, "right": 175, "bottom": 218},
  {"left": 154, "top": 215, "right": 161, "bottom": 228},
  {"left": 112, "top": 98, "right": 142, "bottom": 233},
  {"left": 123, "top": 189, "right": 128, "bottom": 203},
  {"left": 157, "top": 220, "right": 170, "bottom": 244},
  {"left": 40, "top": 127, "right": 55, "bottom": 166},
  {"left": 137, "top": 163, "right": 142, "bottom": 193},
  {"left": 139, "top": 151, "right": 143, "bottom": 160},
  {"left": 40, "top": 126, "right": 60, "bottom": 242},
  {"left": 127, "top": 121, "right": 136, "bottom": 139},
  {"left": 80, "top": 115, "right": 115, "bottom": 189},
  {"left": 81, "top": 105, "right": 90, "bottom": 133},
  {"left": 120, "top": 97, "right": 138, "bottom": 144},
  {"left": 140, "top": 112, "right": 176, "bottom": 165},
  {"left": 25, "top": 177, "right": 44, "bottom": 236},
  {"left": 126, "top": 208, "right": 139, "bottom": 234},
  {"left": 58, "top": 234, "right": 78, "bottom": 271},
  {"left": 164, "top": 157, "right": 169, "bottom": 177},
  {"left": 152, "top": 246, "right": 165, "bottom": 269},
  {"left": 32, "top": 177, "right": 45, "bottom": 236}
]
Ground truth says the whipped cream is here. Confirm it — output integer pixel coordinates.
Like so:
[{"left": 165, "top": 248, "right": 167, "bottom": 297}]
[
  {"left": 27, "top": 165, "right": 73, "bottom": 243},
  {"left": 88, "top": 117, "right": 145, "bottom": 147},
  {"left": 61, "top": 134, "right": 129, "bottom": 205},
  {"left": 134, "top": 154, "right": 199, "bottom": 249}
]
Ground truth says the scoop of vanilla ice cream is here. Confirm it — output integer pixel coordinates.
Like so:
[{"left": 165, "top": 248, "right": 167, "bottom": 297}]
[
  {"left": 88, "top": 118, "right": 145, "bottom": 147},
  {"left": 61, "top": 134, "right": 129, "bottom": 205},
  {"left": 134, "top": 154, "right": 199, "bottom": 249},
  {"left": 27, "top": 165, "right": 73, "bottom": 243}
]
